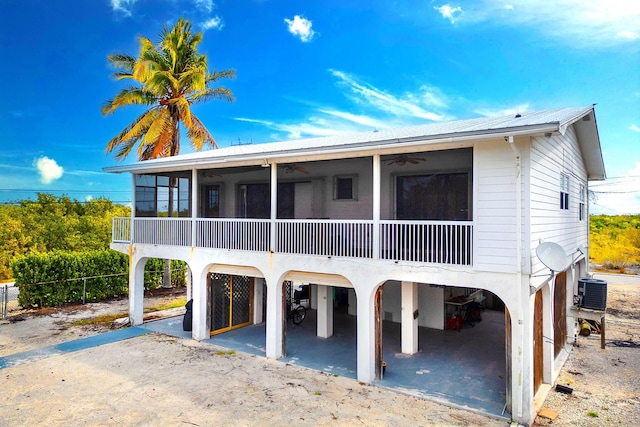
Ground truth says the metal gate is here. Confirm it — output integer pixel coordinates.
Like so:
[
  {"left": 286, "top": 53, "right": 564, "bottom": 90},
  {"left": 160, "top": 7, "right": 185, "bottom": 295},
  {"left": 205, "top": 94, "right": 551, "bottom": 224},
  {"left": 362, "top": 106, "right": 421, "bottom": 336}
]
[{"left": 210, "top": 274, "right": 253, "bottom": 335}]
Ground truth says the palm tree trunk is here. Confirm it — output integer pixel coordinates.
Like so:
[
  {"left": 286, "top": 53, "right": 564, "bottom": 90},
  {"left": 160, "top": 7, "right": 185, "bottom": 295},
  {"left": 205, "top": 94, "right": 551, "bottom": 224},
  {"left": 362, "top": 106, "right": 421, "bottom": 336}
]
[{"left": 162, "top": 177, "right": 176, "bottom": 289}]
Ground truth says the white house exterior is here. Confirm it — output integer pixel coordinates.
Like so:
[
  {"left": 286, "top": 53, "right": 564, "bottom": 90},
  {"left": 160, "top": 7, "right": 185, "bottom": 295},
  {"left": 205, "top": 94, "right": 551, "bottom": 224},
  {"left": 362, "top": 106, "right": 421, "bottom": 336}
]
[{"left": 106, "top": 106, "right": 605, "bottom": 425}]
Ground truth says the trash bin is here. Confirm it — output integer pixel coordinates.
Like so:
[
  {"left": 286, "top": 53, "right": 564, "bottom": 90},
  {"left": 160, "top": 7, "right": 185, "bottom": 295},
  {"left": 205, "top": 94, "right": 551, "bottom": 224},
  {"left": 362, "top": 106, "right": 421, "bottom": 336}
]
[{"left": 183, "top": 299, "right": 193, "bottom": 331}]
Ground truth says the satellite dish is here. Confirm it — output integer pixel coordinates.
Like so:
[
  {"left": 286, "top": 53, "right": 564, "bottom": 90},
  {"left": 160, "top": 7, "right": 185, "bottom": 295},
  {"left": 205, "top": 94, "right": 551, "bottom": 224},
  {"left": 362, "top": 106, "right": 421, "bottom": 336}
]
[{"left": 536, "top": 242, "right": 569, "bottom": 272}]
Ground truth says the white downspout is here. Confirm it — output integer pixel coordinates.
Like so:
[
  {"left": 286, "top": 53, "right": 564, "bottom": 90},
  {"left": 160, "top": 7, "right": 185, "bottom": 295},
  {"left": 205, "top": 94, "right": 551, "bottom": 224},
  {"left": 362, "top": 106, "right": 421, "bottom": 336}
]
[{"left": 508, "top": 135, "right": 524, "bottom": 419}]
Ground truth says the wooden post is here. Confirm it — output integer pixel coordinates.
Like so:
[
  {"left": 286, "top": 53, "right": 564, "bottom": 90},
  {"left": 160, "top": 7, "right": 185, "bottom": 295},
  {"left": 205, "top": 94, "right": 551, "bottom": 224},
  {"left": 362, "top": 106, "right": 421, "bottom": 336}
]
[
  {"left": 600, "top": 316, "right": 606, "bottom": 350},
  {"left": 375, "top": 287, "right": 383, "bottom": 380}
]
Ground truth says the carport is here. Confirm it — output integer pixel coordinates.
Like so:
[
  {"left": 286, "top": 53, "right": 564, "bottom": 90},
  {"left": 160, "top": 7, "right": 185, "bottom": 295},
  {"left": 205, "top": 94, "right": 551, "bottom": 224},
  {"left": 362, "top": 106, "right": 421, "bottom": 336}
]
[{"left": 143, "top": 306, "right": 508, "bottom": 419}]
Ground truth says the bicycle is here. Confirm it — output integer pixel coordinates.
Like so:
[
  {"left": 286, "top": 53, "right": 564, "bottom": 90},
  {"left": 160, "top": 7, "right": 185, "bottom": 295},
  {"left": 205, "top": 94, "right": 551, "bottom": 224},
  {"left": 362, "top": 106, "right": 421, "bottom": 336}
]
[{"left": 287, "top": 301, "right": 306, "bottom": 325}]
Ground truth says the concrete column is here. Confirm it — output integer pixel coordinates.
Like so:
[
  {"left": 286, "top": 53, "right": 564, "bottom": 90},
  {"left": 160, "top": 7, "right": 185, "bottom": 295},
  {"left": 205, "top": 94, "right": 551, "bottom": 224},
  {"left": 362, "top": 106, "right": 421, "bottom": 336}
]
[
  {"left": 317, "top": 285, "right": 334, "bottom": 338},
  {"left": 348, "top": 289, "right": 357, "bottom": 316},
  {"left": 129, "top": 254, "right": 145, "bottom": 326},
  {"left": 266, "top": 279, "right": 284, "bottom": 359},
  {"left": 310, "top": 284, "right": 318, "bottom": 310},
  {"left": 401, "top": 281, "right": 418, "bottom": 355},
  {"left": 356, "top": 288, "right": 376, "bottom": 383},
  {"left": 191, "top": 263, "right": 210, "bottom": 341},
  {"left": 186, "top": 265, "right": 192, "bottom": 302},
  {"left": 254, "top": 278, "right": 265, "bottom": 324}
]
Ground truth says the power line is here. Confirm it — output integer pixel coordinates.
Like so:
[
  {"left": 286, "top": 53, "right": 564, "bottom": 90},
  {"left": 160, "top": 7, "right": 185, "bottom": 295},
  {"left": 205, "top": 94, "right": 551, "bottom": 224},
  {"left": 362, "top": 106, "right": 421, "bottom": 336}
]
[{"left": 0, "top": 188, "right": 130, "bottom": 193}]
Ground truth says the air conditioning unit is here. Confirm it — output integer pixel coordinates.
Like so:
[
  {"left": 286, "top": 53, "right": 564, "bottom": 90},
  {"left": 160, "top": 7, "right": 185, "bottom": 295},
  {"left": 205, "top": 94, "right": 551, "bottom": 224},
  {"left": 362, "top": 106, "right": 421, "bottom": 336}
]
[{"left": 577, "top": 278, "right": 607, "bottom": 311}]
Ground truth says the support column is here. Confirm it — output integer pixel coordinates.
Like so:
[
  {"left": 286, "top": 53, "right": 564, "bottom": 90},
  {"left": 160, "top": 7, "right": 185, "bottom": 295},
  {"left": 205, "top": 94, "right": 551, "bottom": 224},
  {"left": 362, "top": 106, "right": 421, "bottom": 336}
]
[
  {"left": 317, "top": 285, "right": 334, "bottom": 338},
  {"left": 129, "top": 255, "right": 145, "bottom": 326},
  {"left": 266, "top": 279, "right": 284, "bottom": 359},
  {"left": 254, "top": 278, "right": 265, "bottom": 325},
  {"left": 356, "top": 288, "right": 376, "bottom": 383},
  {"left": 401, "top": 281, "right": 418, "bottom": 355},
  {"left": 310, "top": 284, "right": 318, "bottom": 310},
  {"left": 192, "top": 263, "right": 210, "bottom": 340},
  {"left": 372, "top": 154, "right": 380, "bottom": 259},
  {"left": 348, "top": 289, "right": 357, "bottom": 316}
]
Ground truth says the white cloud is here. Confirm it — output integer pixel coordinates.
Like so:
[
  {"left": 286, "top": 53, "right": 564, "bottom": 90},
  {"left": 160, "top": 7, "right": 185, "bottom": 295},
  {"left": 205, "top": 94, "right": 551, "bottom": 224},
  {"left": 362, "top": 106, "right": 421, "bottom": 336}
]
[
  {"left": 202, "top": 16, "right": 223, "bottom": 31},
  {"left": 194, "top": 0, "right": 214, "bottom": 13},
  {"left": 436, "top": 0, "right": 640, "bottom": 47},
  {"left": 235, "top": 70, "right": 451, "bottom": 140},
  {"left": 474, "top": 104, "right": 530, "bottom": 117},
  {"left": 329, "top": 69, "right": 448, "bottom": 121},
  {"left": 618, "top": 31, "right": 639, "bottom": 40},
  {"left": 110, "top": 0, "right": 137, "bottom": 17},
  {"left": 590, "top": 162, "right": 640, "bottom": 214},
  {"left": 630, "top": 124, "right": 640, "bottom": 132},
  {"left": 34, "top": 156, "right": 64, "bottom": 184},
  {"left": 434, "top": 4, "right": 463, "bottom": 23},
  {"left": 284, "top": 15, "right": 316, "bottom": 42}
]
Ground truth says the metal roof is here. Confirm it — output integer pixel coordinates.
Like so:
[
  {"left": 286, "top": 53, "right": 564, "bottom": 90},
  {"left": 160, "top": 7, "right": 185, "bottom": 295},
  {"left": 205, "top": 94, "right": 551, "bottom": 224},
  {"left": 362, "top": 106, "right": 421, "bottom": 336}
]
[{"left": 103, "top": 106, "right": 605, "bottom": 179}]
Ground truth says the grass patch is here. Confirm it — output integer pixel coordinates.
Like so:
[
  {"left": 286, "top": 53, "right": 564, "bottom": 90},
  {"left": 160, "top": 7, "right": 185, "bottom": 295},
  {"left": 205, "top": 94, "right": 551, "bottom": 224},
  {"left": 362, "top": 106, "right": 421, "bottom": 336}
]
[
  {"left": 588, "top": 411, "right": 599, "bottom": 418},
  {"left": 314, "top": 391, "right": 322, "bottom": 396},
  {"left": 70, "top": 296, "right": 187, "bottom": 327},
  {"left": 215, "top": 350, "right": 236, "bottom": 356},
  {"left": 144, "top": 296, "right": 187, "bottom": 313}
]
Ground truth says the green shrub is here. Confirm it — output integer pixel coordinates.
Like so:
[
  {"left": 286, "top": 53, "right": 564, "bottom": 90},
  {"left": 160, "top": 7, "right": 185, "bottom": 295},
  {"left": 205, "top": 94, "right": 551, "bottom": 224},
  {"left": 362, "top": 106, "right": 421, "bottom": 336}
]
[
  {"left": 11, "top": 252, "right": 188, "bottom": 308},
  {"left": 144, "top": 258, "right": 188, "bottom": 289},
  {"left": 11, "top": 250, "right": 128, "bottom": 308}
]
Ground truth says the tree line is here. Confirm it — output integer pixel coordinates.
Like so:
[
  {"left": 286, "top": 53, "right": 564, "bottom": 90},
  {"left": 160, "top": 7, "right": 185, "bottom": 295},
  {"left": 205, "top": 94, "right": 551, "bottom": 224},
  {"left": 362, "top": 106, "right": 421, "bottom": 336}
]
[
  {"left": 0, "top": 194, "right": 129, "bottom": 281},
  {"left": 589, "top": 214, "right": 640, "bottom": 271}
]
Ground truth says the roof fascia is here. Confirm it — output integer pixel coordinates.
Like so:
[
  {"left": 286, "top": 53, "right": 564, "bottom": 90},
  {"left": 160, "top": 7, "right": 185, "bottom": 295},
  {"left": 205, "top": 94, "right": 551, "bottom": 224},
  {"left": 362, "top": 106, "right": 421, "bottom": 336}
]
[{"left": 103, "top": 123, "right": 560, "bottom": 175}]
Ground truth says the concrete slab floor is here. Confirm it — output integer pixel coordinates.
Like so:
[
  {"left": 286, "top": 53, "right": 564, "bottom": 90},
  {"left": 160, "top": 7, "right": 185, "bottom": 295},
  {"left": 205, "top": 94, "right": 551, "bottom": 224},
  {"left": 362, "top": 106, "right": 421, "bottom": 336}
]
[{"left": 143, "top": 308, "right": 509, "bottom": 419}]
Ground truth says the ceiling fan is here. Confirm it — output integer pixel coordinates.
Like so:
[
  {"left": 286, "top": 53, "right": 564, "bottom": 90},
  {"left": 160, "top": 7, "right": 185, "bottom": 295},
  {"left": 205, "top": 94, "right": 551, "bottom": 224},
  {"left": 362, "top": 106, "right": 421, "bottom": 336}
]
[
  {"left": 281, "top": 163, "right": 309, "bottom": 174},
  {"left": 385, "top": 155, "right": 426, "bottom": 166}
]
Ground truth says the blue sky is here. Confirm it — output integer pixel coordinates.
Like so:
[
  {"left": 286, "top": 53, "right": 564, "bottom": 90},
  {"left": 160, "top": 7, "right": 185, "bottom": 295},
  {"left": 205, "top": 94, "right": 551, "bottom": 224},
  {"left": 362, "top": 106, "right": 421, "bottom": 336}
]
[{"left": 0, "top": 0, "right": 639, "bottom": 214}]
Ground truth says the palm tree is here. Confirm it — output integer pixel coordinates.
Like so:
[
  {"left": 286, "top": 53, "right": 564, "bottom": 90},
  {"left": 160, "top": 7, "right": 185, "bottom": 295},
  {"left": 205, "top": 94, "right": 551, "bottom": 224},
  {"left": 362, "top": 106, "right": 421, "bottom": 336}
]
[
  {"left": 104, "top": 17, "right": 234, "bottom": 287},
  {"left": 103, "top": 17, "right": 234, "bottom": 159}
]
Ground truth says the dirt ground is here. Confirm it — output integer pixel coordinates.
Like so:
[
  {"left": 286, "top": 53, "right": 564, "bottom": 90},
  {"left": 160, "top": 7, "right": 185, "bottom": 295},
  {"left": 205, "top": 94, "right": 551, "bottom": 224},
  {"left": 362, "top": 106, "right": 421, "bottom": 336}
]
[{"left": 1, "top": 281, "right": 639, "bottom": 426}]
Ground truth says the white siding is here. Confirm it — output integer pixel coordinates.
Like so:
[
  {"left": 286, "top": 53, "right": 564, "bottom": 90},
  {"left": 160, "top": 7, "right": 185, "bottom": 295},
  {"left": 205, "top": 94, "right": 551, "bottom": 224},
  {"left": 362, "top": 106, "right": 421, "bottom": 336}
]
[
  {"left": 474, "top": 139, "right": 519, "bottom": 272},
  {"left": 529, "top": 125, "right": 589, "bottom": 277}
]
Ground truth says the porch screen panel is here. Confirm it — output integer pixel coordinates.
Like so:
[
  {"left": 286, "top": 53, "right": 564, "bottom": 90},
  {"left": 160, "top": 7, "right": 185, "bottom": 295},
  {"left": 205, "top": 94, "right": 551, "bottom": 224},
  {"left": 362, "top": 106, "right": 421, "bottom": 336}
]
[
  {"left": 239, "top": 184, "right": 270, "bottom": 219},
  {"left": 396, "top": 172, "right": 469, "bottom": 221}
]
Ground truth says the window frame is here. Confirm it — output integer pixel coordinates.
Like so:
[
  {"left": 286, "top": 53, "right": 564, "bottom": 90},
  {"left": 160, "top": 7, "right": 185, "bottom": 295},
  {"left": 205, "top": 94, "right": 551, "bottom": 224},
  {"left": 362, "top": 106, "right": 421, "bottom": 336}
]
[
  {"left": 333, "top": 174, "right": 358, "bottom": 201},
  {"left": 560, "top": 173, "right": 570, "bottom": 211}
]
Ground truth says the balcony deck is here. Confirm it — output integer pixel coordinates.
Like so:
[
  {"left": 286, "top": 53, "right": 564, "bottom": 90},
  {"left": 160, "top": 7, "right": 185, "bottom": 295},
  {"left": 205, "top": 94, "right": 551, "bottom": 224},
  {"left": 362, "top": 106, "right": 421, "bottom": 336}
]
[{"left": 112, "top": 217, "right": 473, "bottom": 266}]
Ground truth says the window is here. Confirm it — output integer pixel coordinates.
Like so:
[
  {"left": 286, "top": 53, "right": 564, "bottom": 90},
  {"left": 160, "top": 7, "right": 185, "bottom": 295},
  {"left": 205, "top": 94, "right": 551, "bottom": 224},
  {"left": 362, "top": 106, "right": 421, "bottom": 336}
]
[
  {"left": 333, "top": 175, "right": 357, "bottom": 200},
  {"left": 203, "top": 185, "right": 220, "bottom": 218},
  {"left": 396, "top": 172, "right": 470, "bottom": 220},
  {"left": 560, "top": 173, "right": 570, "bottom": 210},
  {"left": 134, "top": 174, "right": 191, "bottom": 217},
  {"left": 579, "top": 184, "right": 585, "bottom": 221}
]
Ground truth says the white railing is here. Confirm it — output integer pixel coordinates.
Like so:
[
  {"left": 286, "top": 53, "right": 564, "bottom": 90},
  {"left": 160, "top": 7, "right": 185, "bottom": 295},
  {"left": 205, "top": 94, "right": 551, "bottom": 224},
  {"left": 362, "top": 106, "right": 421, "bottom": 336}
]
[
  {"left": 112, "top": 217, "right": 131, "bottom": 243},
  {"left": 112, "top": 218, "right": 473, "bottom": 266},
  {"left": 133, "top": 218, "right": 192, "bottom": 246},
  {"left": 196, "top": 218, "right": 270, "bottom": 251},
  {"left": 380, "top": 221, "right": 473, "bottom": 265},
  {"left": 277, "top": 220, "right": 373, "bottom": 258}
]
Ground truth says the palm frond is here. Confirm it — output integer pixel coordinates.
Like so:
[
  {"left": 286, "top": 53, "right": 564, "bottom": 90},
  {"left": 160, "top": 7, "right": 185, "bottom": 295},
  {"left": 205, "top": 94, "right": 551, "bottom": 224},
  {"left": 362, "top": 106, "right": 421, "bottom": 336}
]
[
  {"left": 107, "top": 54, "right": 136, "bottom": 72},
  {"left": 142, "top": 108, "right": 172, "bottom": 148},
  {"left": 192, "top": 87, "right": 235, "bottom": 104},
  {"left": 206, "top": 69, "right": 236, "bottom": 83},
  {"left": 102, "top": 87, "right": 157, "bottom": 115},
  {"left": 105, "top": 110, "right": 155, "bottom": 160},
  {"left": 187, "top": 115, "right": 217, "bottom": 149},
  {"left": 119, "top": 109, "right": 159, "bottom": 143}
]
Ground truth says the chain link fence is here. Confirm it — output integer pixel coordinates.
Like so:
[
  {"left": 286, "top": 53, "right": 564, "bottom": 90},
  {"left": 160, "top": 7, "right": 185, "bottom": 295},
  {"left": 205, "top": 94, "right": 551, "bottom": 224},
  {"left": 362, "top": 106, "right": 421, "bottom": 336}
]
[
  {"left": 0, "top": 283, "right": 19, "bottom": 319},
  {"left": 0, "top": 267, "right": 189, "bottom": 320}
]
